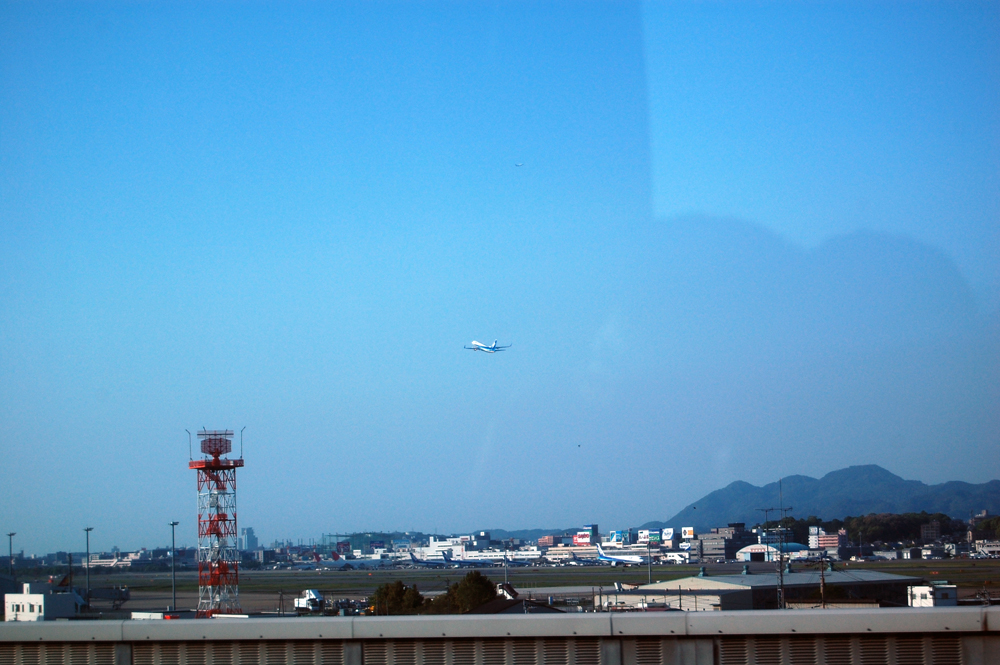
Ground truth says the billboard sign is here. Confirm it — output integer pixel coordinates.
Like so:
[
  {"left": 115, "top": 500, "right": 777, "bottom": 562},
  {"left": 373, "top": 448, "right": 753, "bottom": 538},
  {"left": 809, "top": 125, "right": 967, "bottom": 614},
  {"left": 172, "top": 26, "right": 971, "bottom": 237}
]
[
  {"left": 637, "top": 530, "right": 650, "bottom": 544},
  {"left": 370, "top": 540, "right": 385, "bottom": 549},
  {"left": 662, "top": 528, "right": 674, "bottom": 541},
  {"left": 648, "top": 531, "right": 662, "bottom": 543},
  {"left": 682, "top": 527, "right": 695, "bottom": 539},
  {"left": 679, "top": 542, "right": 692, "bottom": 551},
  {"left": 609, "top": 530, "right": 626, "bottom": 545},
  {"left": 572, "top": 533, "right": 591, "bottom": 546}
]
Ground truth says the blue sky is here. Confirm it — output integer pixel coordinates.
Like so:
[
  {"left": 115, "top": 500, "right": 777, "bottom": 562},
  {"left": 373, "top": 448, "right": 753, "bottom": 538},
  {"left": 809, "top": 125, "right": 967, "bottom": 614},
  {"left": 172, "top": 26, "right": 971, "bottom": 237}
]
[
  {"left": 1, "top": 2, "right": 997, "bottom": 555},
  {"left": 644, "top": 2, "right": 999, "bottom": 305}
]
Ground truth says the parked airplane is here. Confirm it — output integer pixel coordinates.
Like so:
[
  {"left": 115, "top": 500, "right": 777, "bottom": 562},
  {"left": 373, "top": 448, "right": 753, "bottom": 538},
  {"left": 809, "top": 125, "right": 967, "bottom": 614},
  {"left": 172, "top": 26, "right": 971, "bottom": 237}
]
[
  {"left": 312, "top": 552, "right": 393, "bottom": 570},
  {"left": 502, "top": 554, "right": 536, "bottom": 568},
  {"left": 408, "top": 552, "right": 449, "bottom": 569},
  {"left": 464, "top": 340, "right": 511, "bottom": 353},
  {"left": 442, "top": 551, "right": 495, "bottom": 567},
  {"left": 596, "top": 544, "right": 646, "bottom": 566}
]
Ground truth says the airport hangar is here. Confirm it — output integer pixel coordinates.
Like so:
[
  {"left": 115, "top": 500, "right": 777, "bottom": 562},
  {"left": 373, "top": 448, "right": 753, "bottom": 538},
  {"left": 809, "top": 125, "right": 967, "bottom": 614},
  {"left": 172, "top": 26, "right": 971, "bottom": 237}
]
[{"left": 604, "top": 568, "right": 922, "bottom": 611}]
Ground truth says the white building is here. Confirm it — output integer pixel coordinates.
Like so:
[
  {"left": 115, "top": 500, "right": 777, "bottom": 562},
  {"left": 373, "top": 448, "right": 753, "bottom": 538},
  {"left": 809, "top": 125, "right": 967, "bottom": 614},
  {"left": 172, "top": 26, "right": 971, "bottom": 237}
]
[
  {"left": 974, "top": 540, "right": 1000, "bottom": 556},
  {"left": 755, "top": 528, "right": 793, "bottom": 546},
  {"left": 4, "top": 583, "right": 82, "bottom": 622},
  {"left": 736, "top": 543, "right": 809, "bottom": 562},
  {"left": 907, "top": 584, "right": 957, "bottom": 607}
]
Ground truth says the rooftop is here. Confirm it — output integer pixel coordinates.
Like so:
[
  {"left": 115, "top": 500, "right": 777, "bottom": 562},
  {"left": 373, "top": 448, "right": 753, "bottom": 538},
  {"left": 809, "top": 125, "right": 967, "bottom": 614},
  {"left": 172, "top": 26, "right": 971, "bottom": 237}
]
[{"left": 640, "top": 569, "right": 922, "bottom": 592}]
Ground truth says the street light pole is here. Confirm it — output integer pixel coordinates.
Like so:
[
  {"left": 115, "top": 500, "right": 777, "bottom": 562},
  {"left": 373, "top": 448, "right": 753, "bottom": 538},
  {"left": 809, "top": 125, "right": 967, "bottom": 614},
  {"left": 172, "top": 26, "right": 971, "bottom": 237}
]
[
  {"left": 6, "top": 532, "right": 15, "bottom": 578},
  {"left": 83, "top": 527, "right": 93, "bottom": 604},
  {"left": 169, "top": 521, "right": 179, "bottom": 612}
]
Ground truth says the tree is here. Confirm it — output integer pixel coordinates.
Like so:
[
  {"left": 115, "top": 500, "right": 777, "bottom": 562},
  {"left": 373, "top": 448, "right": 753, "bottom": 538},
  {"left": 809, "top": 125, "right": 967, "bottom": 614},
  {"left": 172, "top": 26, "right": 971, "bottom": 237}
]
[
  {"left": 369, "top": 580, "right": 425, "bottom": 615},
  {"left": 974, "top": 516, "right": 1000, "bottom": 541},
  {"left": 424, "top": 571, "right": 497, "bottom": 614}
]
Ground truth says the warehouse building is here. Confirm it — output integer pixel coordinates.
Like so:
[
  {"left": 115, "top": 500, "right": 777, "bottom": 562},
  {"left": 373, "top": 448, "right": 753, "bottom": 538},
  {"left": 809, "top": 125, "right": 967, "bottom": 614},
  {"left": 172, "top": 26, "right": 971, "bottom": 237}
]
[{"left": 616, "top": 566, "right": 922, "bottom": 611}]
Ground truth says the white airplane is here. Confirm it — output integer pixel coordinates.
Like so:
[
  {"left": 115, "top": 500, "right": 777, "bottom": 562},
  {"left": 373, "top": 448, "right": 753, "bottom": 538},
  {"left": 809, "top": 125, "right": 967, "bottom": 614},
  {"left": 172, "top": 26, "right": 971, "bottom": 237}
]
[
  {"left": 596, "top": 544, "right": 646, "bottom": 566},
  {"left": 408, "top": 552, "right": 449, "bottom": 569},
  {"left": 311, "top": 552, "right": 394, "bottom": 570},
  {"left": 442, "top": 551, "right": 495, "bottom": 568},
  {"left": 464, "top": 340, "right": 511, "bottom": 353}
]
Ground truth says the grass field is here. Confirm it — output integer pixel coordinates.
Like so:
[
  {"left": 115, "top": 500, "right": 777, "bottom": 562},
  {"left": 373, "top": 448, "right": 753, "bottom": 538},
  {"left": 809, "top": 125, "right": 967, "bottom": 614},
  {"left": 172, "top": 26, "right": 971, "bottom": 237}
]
[{"left": 18, "top": 558, "right": 998, "bottom": 614}]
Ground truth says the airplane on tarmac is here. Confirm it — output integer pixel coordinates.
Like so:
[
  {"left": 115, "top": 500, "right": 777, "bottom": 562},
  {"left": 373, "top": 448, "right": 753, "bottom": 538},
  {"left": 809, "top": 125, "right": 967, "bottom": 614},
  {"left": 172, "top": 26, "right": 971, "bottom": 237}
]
[
  {"left": 464, "top": 340, "right": 511, "bottom": 353},
  {"left": 312, "top": 551, "right": 394, "bottom": 570},
  {"left": 408, "top": 552, "right": 450, "bottom": 569},
  {"left": 502, "top": 554, "right": 536, "bottom": 568},
  {"left": 596, "top": 544, "right": 646, "bottom": 566},
  {"left": 442, "top": 551, "right": 495, "bottom": 568}
]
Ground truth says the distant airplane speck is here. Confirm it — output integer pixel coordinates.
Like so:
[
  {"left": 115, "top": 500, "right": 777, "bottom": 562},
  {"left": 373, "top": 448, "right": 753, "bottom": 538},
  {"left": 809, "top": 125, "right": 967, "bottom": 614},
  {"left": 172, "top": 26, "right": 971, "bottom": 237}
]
[
  {"left": 514, "top": 163, "right": 524, "bottom": 167},
  {"left": 465, "top": 340, "right": 511, "bottom": 353}
]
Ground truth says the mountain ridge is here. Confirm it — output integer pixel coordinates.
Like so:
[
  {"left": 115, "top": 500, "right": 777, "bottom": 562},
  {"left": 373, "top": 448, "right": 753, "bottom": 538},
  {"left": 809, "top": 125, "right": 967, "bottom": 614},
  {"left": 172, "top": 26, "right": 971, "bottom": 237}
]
[
  {"left": 640, "top": 465, "right": 1000, "bottom": 533},
  {"left": 477, "top": 467, "right": 1000, "bottom": 540}
]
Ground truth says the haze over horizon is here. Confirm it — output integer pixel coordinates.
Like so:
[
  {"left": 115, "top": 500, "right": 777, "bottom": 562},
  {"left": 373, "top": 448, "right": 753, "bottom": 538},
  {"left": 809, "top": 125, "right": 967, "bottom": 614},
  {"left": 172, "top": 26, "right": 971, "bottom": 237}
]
[{"left": 2, "top": 2, "right": 997, "bottom": 555}]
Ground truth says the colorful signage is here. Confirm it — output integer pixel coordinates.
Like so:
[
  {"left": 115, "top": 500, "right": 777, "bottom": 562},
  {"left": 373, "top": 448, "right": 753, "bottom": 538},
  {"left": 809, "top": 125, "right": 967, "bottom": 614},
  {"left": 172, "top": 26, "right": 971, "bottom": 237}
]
[{"left": 682, "top": 527, "right": 695, "bottom": 539}]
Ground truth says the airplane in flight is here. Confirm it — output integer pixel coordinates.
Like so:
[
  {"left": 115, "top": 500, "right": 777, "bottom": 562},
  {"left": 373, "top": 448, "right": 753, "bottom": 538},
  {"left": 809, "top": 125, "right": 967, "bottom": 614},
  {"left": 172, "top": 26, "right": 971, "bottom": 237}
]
[
  {"left": 596, "top": 544, "right": 646, "bottom": 566},
  {"left": 464, "top": 340, "right": 511, "bottom": 353}
]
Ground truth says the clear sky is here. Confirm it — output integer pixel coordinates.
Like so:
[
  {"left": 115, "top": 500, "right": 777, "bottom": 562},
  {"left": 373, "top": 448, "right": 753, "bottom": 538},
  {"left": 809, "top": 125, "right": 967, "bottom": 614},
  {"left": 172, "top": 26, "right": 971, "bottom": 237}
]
[{"left": 1, "top": 2, "right": 997, "bottom": 555}]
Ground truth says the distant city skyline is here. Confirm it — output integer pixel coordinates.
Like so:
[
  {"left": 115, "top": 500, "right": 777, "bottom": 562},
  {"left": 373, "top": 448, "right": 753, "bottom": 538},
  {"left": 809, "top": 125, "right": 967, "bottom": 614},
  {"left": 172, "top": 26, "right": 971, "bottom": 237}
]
[{"left": 2, "top": 2, "right": 997, "bottom": 555}]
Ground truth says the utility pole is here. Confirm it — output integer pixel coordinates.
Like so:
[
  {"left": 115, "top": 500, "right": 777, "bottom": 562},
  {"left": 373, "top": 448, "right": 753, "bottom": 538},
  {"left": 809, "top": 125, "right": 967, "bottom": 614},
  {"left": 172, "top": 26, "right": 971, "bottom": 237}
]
[
  {"left": 6, "top": 532, "right": 15, "bottom": 578},
  {"left": 83, "top": 527, "right": 94, "bottom": 604},
  {"left": 756, "top": 507, "right": 775, "bottom": 550},
  {"left": 820, "top": 559, "right": 827, "bottom": 609},
  {"left": 169, "top": 521, "right": 179, "bottom": 612},
  {"left": 776, "top": 479, "right": 792, "bottom": 610},
  {"left": 776, "top": 507, "right": 793, "bottom": 610},
  {"left": 647, "top": 541, "right": 652, "bottom": 585},
  {"left": 503, "top": 540, "right": 509, "bottom": 586}
]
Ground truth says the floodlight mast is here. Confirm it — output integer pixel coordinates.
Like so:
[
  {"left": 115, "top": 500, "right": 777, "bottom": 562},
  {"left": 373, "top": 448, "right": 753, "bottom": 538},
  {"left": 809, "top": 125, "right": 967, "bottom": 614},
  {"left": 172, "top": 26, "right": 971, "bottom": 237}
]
[
  {"left": 169, "top": 521, "right": 179, "bottom": 612},
  {"left": 189, "top": 429, "right": 243, "bottom": 618},
  {"left": 6, "top": 533, "right": 15, "bottom": 578},
  {"left": 83, "top": 527, "right": 94, "bottom": 605}
]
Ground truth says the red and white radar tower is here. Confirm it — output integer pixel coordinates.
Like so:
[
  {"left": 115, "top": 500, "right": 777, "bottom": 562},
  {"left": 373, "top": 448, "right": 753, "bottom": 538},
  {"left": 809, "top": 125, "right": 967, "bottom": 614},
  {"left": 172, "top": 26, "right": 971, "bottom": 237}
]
[{"left": 189, "top": 429, "right": 244, "bottom": 617}]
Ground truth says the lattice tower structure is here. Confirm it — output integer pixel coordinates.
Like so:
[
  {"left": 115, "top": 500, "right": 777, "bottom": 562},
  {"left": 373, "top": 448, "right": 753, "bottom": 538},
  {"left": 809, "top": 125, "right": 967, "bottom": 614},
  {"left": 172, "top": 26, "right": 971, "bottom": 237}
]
[{"left": 189, "top": 429, "right": 244, "bottom": 618}]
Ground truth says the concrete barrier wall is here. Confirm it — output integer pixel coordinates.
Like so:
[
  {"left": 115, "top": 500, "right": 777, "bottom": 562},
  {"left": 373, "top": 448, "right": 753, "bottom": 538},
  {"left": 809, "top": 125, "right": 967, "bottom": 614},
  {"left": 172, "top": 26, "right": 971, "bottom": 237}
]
[{"left": 1, "top": 607, "right": 998, "bottom": 664}]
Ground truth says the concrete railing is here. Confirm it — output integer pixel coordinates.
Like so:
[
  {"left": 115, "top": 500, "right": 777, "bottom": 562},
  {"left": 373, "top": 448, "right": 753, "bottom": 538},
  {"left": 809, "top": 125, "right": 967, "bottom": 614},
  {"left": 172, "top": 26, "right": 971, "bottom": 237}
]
[{"left": 2, "top": 607, "right": 998, "bottom": 664}]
